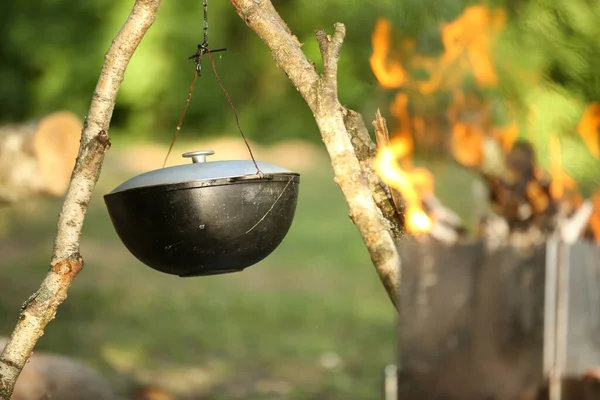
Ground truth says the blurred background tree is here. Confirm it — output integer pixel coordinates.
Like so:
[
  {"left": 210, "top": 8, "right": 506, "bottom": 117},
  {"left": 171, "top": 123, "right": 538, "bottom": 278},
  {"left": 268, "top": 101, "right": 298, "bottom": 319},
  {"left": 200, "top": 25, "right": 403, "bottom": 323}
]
[
  {"left": 0, "top": 0, "right": 388, "bottom": 144},
  {"left": 2, "top": 0, "right": 599, "bottom": 170}
]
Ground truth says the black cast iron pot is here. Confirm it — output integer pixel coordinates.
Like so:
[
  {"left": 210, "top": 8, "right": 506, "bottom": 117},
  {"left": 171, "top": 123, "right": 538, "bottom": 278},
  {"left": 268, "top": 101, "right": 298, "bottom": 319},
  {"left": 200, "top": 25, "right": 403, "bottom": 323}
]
[{"left": 104, "top": 150, "right": 300, "bottom": 277}]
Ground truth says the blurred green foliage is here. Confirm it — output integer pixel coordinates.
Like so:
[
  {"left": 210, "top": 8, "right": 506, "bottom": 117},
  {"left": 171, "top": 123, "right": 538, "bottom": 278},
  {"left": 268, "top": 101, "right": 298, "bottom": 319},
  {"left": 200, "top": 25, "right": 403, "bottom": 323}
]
[
  {"left": 491, "top": 0, "right": 600, "bottom": 189},
  {"left": 0, "top": 0, "right": 385, "bottom": 144},
  {"left": 0, "top": 147, "right": 402, "bottom": 398},
  {"left": 1, "top": 0, "right": 599, "bottom": 179}
]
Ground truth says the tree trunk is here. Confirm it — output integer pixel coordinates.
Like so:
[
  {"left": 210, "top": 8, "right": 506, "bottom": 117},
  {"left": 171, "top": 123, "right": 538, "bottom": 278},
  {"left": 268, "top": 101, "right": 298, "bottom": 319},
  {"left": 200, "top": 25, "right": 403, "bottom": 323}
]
[{"left": 0, "top": 111, "right": 82, "bottom": 205}]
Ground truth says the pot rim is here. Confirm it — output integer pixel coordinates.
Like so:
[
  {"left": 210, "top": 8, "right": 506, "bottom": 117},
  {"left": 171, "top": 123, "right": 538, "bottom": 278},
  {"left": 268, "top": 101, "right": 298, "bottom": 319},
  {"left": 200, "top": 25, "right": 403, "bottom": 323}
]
[
  {"left": 107, "top": 149, "right": 299, "bottom": 195},
  {"left": 104, "top": 173, "right": 300, "bottom": 197}
]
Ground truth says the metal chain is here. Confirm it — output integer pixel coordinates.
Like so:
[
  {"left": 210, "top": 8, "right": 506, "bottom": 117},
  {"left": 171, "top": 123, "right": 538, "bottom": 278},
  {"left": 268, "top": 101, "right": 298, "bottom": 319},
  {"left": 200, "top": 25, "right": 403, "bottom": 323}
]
[
  {"left": 189, "top": 0, "right": 226, "bottom": 76},
  {"left": 188, "top": 0, "right": 210, "bottom": 76},
  {"left": 202, "top": 0, "right": 209, "bottom": 48}
]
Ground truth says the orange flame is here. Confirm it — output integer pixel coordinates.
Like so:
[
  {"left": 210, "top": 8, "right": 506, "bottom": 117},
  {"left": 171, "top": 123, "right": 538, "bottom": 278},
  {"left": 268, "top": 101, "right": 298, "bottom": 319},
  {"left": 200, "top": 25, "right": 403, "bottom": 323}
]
[
  {"left": 370, "top": 6, "right": 505, "bottom": 95},
  {"left": 374, "top": 137, "right": 433, "bottom": 233},
  {"left": 549, "top": 134, "right": 564, "bottom": 200},
  {"left": 589, "top": 191, "right": 600, "bottom": 243},
  {"left": 493, "top": 122, "right": 520, "bottom": 153},
  {"left": 369, "top": 5, "right": 600, "bottom": 238},
  {"left": 371, "top": 5, "right": 600, "bottom": 242},
  {"left": 370, "top": 19, "right": 408, "bottom": 89},
  {"left": 578, "top": 103, "right": 600, "bottom": 158},
  {"left": 371, "top": 6, "right": 508, "bottom": 234},
  {"left": 439, "top": 5, "right": 506, "bottom": 88},
  {"left": 549, "top": 133, "right": 577, "bottom": 200},
  {"left": 419, "top": 5, "right": 506, "bottom": 94},
  {"left": 389, "top": 92, "right": 414, "bottom": 160},
  {"left": 451, "top": 122, "right": 485, "bottom": 167}
]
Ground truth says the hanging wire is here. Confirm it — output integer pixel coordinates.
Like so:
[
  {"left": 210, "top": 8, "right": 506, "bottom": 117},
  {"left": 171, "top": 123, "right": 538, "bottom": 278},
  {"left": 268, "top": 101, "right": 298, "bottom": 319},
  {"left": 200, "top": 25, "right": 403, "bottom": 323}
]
[
  {"left": 162, "top": 0, "right": 224, "bottom": 167},
  {"left": 163, "top": 0, "right": 261, "bottom": 176},
  {"left": 207, "top": 50, "right": 262, "bottom": 176},
  {"left": 162, "top": 68, "right": 199, "bottom": 168}
]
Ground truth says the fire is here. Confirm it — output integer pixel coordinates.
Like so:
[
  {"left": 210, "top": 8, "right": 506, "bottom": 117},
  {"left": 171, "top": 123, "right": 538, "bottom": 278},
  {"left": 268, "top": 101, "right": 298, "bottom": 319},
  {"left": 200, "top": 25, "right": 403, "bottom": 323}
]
[
  {"left": 526, "top": 180, "right": 550, "bottom": 214},
  {"left": 493, "top": 122, "right": 520, "bottom": 153},
  {"left": 369, "top": 19, "right": 408, "bottom": 89},
  {"left": 370, "top": 6, "right": 503, "bottom": 233},
  {"left": 548, "top": 133, "right": 580, "bottom": 201},
  {"left": 578, "top": 103, "right": 600, "bottom": 158},
  {"left": 370, "top": 6, "right": 505, "bottom": 96},
  {"left": 590, "top": 191, "right": 600, "bottom": 244},
  {"left": 450, "top": 122, "right": 485, "bottom": 167},
  {"left": 548, "top": 134, "right": 600, "bottom": 242},
  {"left": 370, "top": 6, "right": 506, "bottom": 233},
  {"left": 438, "top": 5, "right": 506, "bottom": 88},
  {"left": 370, "top": 5, "right": 600, "bottom": 241},
  {"left": 374, "top": 138, "right": 433, "bottom": 233},
  {"left": 389, "top": 93, "right": 414, "bottom": 160}
]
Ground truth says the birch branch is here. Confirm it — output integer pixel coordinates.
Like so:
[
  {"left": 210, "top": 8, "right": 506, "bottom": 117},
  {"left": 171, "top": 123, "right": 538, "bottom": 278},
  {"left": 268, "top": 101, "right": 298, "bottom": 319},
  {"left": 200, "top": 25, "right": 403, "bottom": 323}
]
[
  {"left": 0, "top": 0, "right": 161, "bottom": 397},
  {"left": 228, "top": 0, "right": 403, "bottom": 308}
]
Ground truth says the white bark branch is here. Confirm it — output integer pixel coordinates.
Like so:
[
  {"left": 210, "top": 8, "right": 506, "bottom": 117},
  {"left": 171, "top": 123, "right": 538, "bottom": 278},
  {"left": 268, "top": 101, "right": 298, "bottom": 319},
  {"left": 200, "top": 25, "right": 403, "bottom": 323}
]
[
  {"left": 229, "top": 0, "right": 403, "bottom": 308},
  {"left": 0, "top": 1, "right": 161, "bottom": 397}
]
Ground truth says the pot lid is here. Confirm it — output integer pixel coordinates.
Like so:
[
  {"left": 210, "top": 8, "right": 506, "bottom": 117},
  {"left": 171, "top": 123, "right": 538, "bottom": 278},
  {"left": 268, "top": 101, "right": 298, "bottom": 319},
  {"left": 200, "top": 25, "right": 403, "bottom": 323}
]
[{"left": 109, "top": 150, "right": 296, "bottom": 194}]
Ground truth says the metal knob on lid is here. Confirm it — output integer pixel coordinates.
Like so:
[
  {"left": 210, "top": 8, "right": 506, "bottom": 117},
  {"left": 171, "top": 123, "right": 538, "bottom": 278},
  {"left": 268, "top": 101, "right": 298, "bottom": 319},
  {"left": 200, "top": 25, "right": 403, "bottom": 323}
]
[{"left": 182, "top": 150, "right": 215, "bottom": 164}]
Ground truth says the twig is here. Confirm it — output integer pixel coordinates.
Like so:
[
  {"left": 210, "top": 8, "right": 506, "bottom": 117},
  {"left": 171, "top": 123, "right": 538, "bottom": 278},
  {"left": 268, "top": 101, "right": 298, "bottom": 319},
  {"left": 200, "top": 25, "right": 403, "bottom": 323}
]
[
  {"left": 228, "top": 0, "right": 402, "bottom": 309},
  {"left": 373, "top": 109, "right": 391, "bottom": 148},
  {"left": 373, "top": 109, "right": 404, "bottom": 218},
  {"left": 422, "top": 195, "right": 462, "bottom": 228},
  {"left": 559, "top": 200, "right": 593, "bottom": 244},
  {"left": 0, "top": 1, "right": 161, "bottom": 397}
]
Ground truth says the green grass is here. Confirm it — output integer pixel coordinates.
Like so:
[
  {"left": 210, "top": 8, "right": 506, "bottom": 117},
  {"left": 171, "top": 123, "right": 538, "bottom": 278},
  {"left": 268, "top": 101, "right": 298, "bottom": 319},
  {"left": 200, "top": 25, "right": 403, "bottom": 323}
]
[
  {"left": 0, "top": 141, "right": 481, "bottom": 398},
  {"left": 0, "top": 145, "right": 400, "bottom": 399}
]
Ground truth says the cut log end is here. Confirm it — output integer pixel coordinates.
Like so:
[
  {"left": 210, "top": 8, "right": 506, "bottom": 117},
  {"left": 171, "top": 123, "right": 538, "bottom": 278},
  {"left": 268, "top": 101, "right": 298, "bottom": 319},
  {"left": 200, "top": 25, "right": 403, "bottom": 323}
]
[
  {"left": 0, "top": 111, "right": 82, "bottom": 205},
  {"left": 33, "top": 111, "right": 82, "bottom": 196}
]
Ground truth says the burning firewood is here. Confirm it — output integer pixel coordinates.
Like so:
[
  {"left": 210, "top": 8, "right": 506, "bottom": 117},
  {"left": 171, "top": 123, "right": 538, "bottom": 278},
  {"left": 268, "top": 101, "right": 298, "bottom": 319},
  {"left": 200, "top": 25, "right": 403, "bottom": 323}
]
[
  {"left": 372, "top": 110, "right": 466, "bottom": 244},
  {"left": 369, "top": 5, "right": 600, "bottom": 248},
  {"left": 373, "top": 109, "right": 404, "bottom": 218},
  {"left": 369, "top": 6, "right": 600, "bottom": 400},
  {"left": 476, "top": 141, "right": 557, "bottom": 241},
  {"left": 443, "top": 90, "right": 600, "bottom": 249},
  {"left": 0, "top": 111, "right": 82, "bottom": 205},
  {"left": 422, "top": 194, "right": 466, "bottom": 244}
]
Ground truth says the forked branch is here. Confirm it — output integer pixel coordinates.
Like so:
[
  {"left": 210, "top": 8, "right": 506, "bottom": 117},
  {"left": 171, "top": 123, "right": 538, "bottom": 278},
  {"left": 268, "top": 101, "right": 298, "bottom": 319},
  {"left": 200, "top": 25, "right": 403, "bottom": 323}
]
[
  {"left": 0, "top": 0, "right": 161, "bottom": 397},
  {"left": 229, "top": 0, "right": 403, "bottom": 309}
]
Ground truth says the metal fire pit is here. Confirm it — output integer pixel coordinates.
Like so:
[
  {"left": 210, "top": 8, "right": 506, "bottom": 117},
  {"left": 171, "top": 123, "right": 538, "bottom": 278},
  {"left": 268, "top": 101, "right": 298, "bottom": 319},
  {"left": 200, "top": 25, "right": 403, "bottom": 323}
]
[
  {"left": 544, "top": 238, "right": 600, "bottom": 400},
  {"left": 393, "top": 237, "right": 600, "bottom": 400}
]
